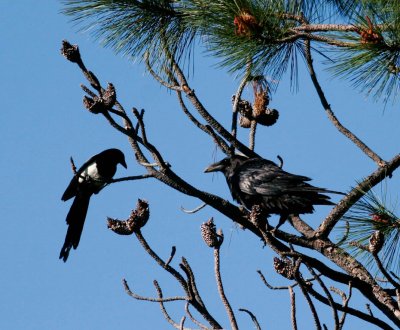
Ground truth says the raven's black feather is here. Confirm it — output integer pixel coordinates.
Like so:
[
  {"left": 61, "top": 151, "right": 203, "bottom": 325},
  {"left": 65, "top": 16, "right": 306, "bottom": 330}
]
[{"left": 205, "top": 155, "right": 343, "bottom": 229}]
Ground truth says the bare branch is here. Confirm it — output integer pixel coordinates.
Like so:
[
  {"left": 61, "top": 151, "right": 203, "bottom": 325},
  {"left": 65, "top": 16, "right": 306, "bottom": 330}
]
[
  {"left": 307, "top": 266, "right": 340, "bottom": 329},
  {"left": 179, "top": 316, "right": 186, "bottom": 330},
  {"left": 184, "top": 303, "right": 209, "bottom": 330},
  {"left": 249, "top": 120, "right": 257, "bottom": 150},
  {"left": 238, "top": 308, "right": 261, "bottom": 330},
  {"left": 303, "top": 39, "right": 385, "bottom": 167},
  {"left": 180, "top": 203, "right": 207, "bottom": 214},
  {"left": 231, "top": 62, "right": 252, "bottom": 144},
  {"left": 289, "top": 286, "right": 298, "bottom": 330},
  {"left": 294, "top": 260, "right": 322, "bottom": 330},
  {"left": 153, "top": 280, "right": 186, "bottom": 330},
  {"left": 122, "top": 278, "right": 187, "bottom": 303},
  {"left": 316, "top": 154, "right": 400, "bottom": 238},
  {"left": 373, "top": 254, "right": 400, "bottom": 290},
  {"left": 165, "top": 246, "right": 177, "bottom": 267},
  {"left": 110, "top": 174, "right": 154, "bottom": 183},
  {"left": 145, "top": 52, "right": 182, "bottom": 92},
  {"left": 214, "top": 245, "right": 238, "bottom": 330}
]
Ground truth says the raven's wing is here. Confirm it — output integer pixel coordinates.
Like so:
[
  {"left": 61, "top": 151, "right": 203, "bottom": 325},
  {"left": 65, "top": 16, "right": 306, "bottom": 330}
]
[{"left": 235, "top": 159, "right": 311, "bottom": 197}]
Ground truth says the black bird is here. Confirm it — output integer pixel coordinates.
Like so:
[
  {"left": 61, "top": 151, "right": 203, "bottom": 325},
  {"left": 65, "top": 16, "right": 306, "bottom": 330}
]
[
  {"left": 60, "top": 148, "right": 127, "bottom": 262},
  {"left": 205, "top": 155, "right": 343, "bottom": 230}
]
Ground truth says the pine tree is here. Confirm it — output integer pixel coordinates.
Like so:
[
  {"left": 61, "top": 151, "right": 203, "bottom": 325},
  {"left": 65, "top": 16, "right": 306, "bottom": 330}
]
[{"left": 60, "top": 1, "right": 400, "bottom": 328}]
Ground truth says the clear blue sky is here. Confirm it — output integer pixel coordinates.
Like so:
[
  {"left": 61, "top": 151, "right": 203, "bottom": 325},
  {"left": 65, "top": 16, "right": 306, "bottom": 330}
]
[{"left": 1, "top": 2, "right": 399, "bottom": 329}]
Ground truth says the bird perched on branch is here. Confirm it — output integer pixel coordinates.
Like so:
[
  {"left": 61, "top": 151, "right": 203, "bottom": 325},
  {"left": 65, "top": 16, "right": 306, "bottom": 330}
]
[
  {"left": 60, "top": 148, "right": 127, "bottom": 262},
  {"left": 205, "top": 155, "right": 343, "bottom": 230}
]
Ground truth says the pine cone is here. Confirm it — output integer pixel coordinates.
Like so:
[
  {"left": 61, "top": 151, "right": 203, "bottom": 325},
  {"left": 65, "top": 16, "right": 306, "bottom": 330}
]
[
  {"left": 249, "top": 204, "right": 268, "bottom": 227},
  {"left": 129, "top": 199, "right": 150, "bottom": 230},
  {"left": 107, "top": 217, "right": 134, "bottom": 235},
  {"left": 253, "top": 90, "right": 269, "bottom": 118},
  {"left": 60, "top": 40, "right": 81, "bottom": 63},
  {"left": 103, "top": 83, "right": 116, "bottom": 108},
  {"left": 234, "top": 10, "right": 262, "bottom": 37},
  {"left": 273, "top": 257, "right": 295, "bottom": 280},
  {"left": 83, "top": 95, "right": 106, "bottom": 114},
  {"left": 239, "top": 115, "right": 252, "bottom": 128},
  {"left": 201, "top": 218, "right": 222, "bottom": 248},
  {"left": 369, "top": 230, "right": 384, "bottom": 254}
]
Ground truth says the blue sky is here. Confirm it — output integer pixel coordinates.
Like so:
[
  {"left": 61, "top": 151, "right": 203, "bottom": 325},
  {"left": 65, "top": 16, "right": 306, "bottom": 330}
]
[{"left": 1, "top": 2, "right": 400, "bottom": 329}]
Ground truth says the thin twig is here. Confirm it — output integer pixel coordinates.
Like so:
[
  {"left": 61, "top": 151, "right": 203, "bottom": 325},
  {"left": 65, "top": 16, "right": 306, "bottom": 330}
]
[
  {"left": 135, "top": 230, "right": 188, "bottom": 291},
  {"left": 238, "top": 308, "right": 261, "bottom": 330},
  {"left": 303, "top": 39, "right": 385, "bottom": 167},
  {"left": 110, "top": 174, "right": 154, "bottom": 183},
  {"left": 145, "top": 52, "right": 182, "bottom": 91},
  {"left": 184, "top": 303, "right": 209, "bottom": 330},
  {"left": 180, "top": 203, "right": 207, "bottom": 214},
  {"left": 122, "top": 278, "right": 187, "bottom": 303},
  {"left": 165, "top": 246, "right": 177, "bottom": 267},
  {"left": 231, "top": 62, "right": 252, "bottom": 144},
  {"left": 132, "top": 108, "right": 169, "bottom": 169},
  {"left": 69, "top": 157, "right": 77, "bottom": 175},
  {"left": 153, "top": 280, "right": 186, "bottom": 330},
  {"left": 214, "top": 246, "right": 238, "bottom": 330},
  {"left": 307, "top": 266, "right": 340, "bottom": 329},
  {"left": 316, "top": 154, "right": 400, "bottom": 238},
  {"left": 179, "top": 258, "right": 223, "bottom": 329},
  {"left": 307, "top": 284, "right": 393, "bottom": 330},
  {"left": 373, "top": 254, "right": 400, "bottom": 290},
  {"left": 294, "top": 260, "right": 322, "bottom": 330},
  {"left": 257, "top": 269, "right": 296, "bottom": 290},
  {"left": 331, "top": 282, "right": 353, "bottom": 330},
  {"left": 179, "top": 316, "right": 186, "bottom": 330},
  {"left": 249, "top": 120, "right": 257, "bottom": 150},
  {"left": 366, "top": 304, "right": 374, "bottom": 317},
  {"left": 176, "top": 91, "right": 230, "bottom": 154},
  {"left": 289, "top": 286, "right": 298, "bottom": 330}
]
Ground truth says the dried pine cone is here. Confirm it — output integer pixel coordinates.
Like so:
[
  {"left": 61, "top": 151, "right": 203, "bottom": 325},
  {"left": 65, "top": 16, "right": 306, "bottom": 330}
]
[
  {"left": 129, "top": 199, "right": 150, "bottom": 230},
  {"left": 249, "top": 205, "right": 268, "bottom": 227},
  {"left": 253, "top": 90, "right": 269, "bottom": 118},
  {"left": 60, "top": 40, "right": 81, "bottom": 63},
  {"left": 273, "top": 257, "right": 295, "bottom": 280},
  {"left": 201, "top": 218, "right": 223, "bottom": 248},
  {"left": 107, "top": 199, "right": 149, "bottom": 235},
  {"left": 82, "top": 83, "right": 117, "bottom": 114},
  {"left": 83, "top": 95, "right": 105, "bottom": 114},
  {"left": 239, "top": 115, "right": 252, "bottom": 128},
  {"left": 234, "top": 10, "right": 262, "bottom": 37},
  {"left": 107, "top": 217, "right": 134, "bottom": 235},
  {"left": 369, "top": 230, "right": 384, "bottom": 254},
  {"left": 103, "top": 83, "right": 116, "bottom": 108}
]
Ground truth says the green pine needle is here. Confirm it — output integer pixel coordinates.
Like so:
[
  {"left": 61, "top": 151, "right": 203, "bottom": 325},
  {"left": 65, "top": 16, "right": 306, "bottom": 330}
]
[{"left": 338, "top": 186, "right": 400, "bottom": 277}]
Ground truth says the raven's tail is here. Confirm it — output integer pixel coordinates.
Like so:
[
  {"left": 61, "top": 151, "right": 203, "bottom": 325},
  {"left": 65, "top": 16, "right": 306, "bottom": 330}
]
[{"left": 60, "top": 193, "right": 91, "bottom": 262}]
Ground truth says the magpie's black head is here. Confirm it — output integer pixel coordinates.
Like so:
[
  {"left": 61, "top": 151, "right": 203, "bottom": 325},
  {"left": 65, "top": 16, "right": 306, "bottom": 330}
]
[
  {"left": 204, "top": 155, "right": 248, "bottom": 175},
  {"left": 106, "top": 148, "right": 127, "bottom": 169}
]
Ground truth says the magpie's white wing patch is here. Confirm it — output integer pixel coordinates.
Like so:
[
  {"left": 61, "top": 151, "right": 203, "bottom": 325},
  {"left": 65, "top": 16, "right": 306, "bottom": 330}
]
[{"left": 79, "top": 162, "right": 104, "bottom": 188}]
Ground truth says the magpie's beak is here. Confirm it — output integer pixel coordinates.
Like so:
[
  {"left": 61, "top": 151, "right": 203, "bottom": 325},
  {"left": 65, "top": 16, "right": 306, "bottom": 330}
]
[
  {"left": 120, "top": 159, "right": 127, "bottom": 169},
  {"left": 204, "top": 162, "right": 223, "bottom": 173}
]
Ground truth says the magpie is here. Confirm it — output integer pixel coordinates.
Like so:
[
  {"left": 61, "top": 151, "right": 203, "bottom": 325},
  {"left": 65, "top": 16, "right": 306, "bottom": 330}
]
[
  {"left": 205, "top": 155, "right": 343, "bottom": 230},
  {"left": 60, "top": 148, "right": 127, "bottom": 262}
]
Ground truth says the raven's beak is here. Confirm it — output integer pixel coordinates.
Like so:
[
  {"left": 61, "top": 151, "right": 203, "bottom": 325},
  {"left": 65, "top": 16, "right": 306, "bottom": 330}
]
[
  {"left": 204, "top": 162, "right": 222, "bottom": 173},
  {"left": 120, "top": 159, "right": 128, "bottom": 169}
]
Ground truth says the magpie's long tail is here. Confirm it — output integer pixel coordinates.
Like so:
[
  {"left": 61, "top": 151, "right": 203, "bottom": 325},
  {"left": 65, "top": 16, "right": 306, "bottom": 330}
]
[{"left": 60, "top": 193, "right": 91, "bottom": 262}]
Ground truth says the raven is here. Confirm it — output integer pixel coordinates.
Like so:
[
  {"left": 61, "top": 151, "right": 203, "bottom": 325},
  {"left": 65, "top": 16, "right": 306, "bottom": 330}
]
[
  {"left": 205, "top": 155, "right": 343, "bottom": 230},
  {"left": 60, "top": 148, "right": 127, "bottom": 262}
]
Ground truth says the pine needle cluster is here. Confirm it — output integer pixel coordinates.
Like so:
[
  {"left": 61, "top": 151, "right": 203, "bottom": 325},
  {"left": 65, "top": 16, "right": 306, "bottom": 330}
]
[
  {"left": 62, "top": 0, "right": 400, "bottom": 102},
  {"left": 339, "top": 186, "right": 400, "bottom": 277}
]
